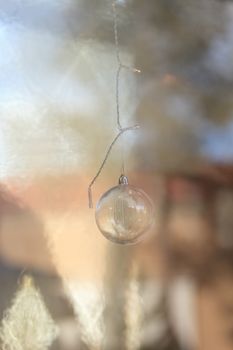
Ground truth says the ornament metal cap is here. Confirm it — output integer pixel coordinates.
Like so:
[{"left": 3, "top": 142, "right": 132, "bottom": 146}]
[{"left": 118, "top": 174, "right": 129, "bottom": 185}]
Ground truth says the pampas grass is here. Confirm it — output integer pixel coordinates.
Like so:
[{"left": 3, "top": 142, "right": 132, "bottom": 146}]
[{"left": 0, "top": 275, "right": 58, "bottom": 350}]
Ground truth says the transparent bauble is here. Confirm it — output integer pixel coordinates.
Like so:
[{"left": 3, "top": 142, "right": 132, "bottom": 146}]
[{"left": 95, "top": 175, "right": 154, "bottom": 244}]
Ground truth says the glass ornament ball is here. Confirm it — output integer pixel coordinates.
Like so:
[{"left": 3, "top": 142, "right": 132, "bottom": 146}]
[{"left": 95, "top": 175, "right": 154, "bottom": 245}]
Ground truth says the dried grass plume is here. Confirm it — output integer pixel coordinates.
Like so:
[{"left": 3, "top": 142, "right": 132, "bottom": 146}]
[{"left": 0, "top": 275, "right": 58, "bottom": 350}]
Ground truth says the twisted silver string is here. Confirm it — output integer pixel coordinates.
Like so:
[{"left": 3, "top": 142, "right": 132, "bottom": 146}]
[{"left": 88, "top": 1, "right": 140, "bottom": 208}]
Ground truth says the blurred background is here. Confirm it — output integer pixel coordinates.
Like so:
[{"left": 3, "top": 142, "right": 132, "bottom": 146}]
[{"left": 0, "top": 0, "right": 233, "bottom": 349}]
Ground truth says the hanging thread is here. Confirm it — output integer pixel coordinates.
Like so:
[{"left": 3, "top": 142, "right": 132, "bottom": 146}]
[{"left": 88, "top": 1, "right": 140, "bottom": 208}]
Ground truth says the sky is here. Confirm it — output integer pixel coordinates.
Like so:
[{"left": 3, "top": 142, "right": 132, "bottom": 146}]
[{"left": 0, "top": 0, "right": 232, "bottom": 180}]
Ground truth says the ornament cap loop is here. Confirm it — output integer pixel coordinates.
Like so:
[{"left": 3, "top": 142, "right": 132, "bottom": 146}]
[{"left": 119, "top": 174, "right": 129, "bottom": 185}]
